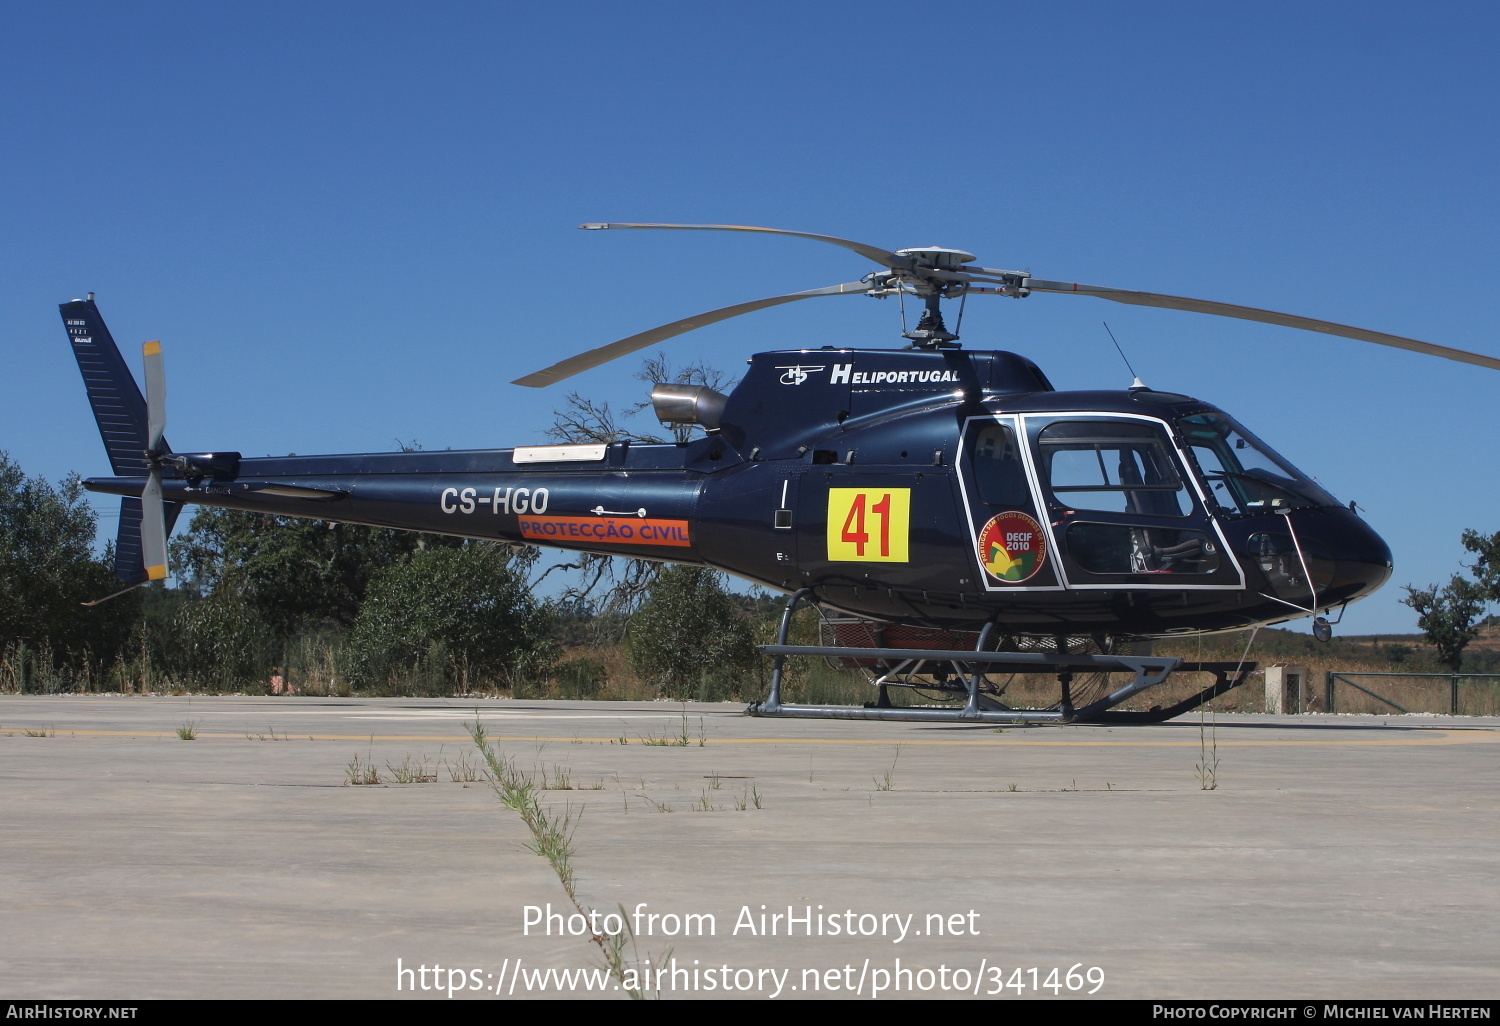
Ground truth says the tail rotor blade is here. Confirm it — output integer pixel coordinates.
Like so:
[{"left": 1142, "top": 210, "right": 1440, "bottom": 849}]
[
  {"left": 140, "top": 470, "right": 168, "bottom": 581},
  {"left": 142, "top": 340, "right": 166, "bottom": 451},
  {"left": 139, "top": 339, "right": 168, "bottom": 581}
]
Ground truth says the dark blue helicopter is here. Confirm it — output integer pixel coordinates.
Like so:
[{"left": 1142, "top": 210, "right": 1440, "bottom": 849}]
[{"left": 64, "top": 224, "right": 1500, "bottom": 724}]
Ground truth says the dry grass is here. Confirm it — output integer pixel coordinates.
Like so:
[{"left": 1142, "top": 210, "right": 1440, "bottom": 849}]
[
  {"left": 560, "top": 645, "right": 656, "bottom": 701},
  {"left": 9, "top": 618, "right": 1500, "bottom": 717}
]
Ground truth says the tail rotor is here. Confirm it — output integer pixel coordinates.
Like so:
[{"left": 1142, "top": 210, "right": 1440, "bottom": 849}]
[{"left": 80, "top": 337, "right": 174, "bottom": 606}]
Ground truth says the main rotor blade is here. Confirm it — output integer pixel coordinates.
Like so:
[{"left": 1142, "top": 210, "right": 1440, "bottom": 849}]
[
  {"left": 578, "top": 222, "right": 907, "bottom": 270},
  {"left": 512, "top": 281, "right": 875, "bottom": 388},
  {"left": 1025, "top": 280, "right": 1500, "bottom": 371},
  {"left": 142, "top": 340, "right": 166, "bottom": 451}
]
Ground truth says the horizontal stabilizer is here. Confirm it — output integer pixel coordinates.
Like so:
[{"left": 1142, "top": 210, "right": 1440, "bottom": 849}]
[{"left": 85, "top": 477, "right": 347, "bottom": 502}]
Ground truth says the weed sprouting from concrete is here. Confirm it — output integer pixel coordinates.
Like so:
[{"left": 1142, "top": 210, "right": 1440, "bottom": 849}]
[
  {"left": 445, "top": 751, "right": 481, "bottom": 783},
  {"left": 21, "top": 726, "right": 55, "bottom": 737},
  {"left": 1194, "top": 632, "right": 1219, "bottom": 790},
  {"left": 467, "top": 719, "right": 656, "bottom": 998},
  {"left": 638, "top": 707, "right": 708, "bottom": 748},
  {"left": 386, "top": 755, "right": 437, "bottom": 784},
  {"left": 1194, "top": 716, "right": 1219, "bottom": 791},
  {"left": 1196, "top": 629, "right": 1255, "bottom": 791},
  {"left": 874, "top": 745, "right": 903, "bottom": 791},
  {"left": 346, "top": 752, "right": 381, "bottom": 785},
  {"left": 345, "top": 736, "right": 383, "bottom": 785},
  {"left": 176, "top": 720, "right": 198, "bottom": 740},
  {"left": 640, "top": 706, "right": 705, "bottom": 747},
  {"left": 637, "top": 794, "right": 673, "bottom": 813}
]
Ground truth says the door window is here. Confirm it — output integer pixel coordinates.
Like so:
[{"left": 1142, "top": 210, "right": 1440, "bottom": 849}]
[
  {"left": 1064, "top": 522, "right": 1221, "bottom": 575},
  {"left": 1037, "top": 420, "right": 1189, "bottom": 517}
]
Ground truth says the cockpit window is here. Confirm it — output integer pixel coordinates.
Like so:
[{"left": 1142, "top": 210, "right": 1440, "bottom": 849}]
[
  {"left": 1037, "top": 420, "right": 1189, "bottom": 517},
  {"left": 1177, "top": 412, "right": 1338, "bottom": 514}
]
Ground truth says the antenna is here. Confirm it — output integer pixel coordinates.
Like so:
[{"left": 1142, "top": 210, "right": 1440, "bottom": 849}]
[{"left": 1103, "top": 321, "right": 1148, "bottom": 391}]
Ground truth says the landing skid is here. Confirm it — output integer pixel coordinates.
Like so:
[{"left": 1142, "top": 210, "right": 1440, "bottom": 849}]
[{"left": 745, "top": 591, "right": 1257, "bottom": 725}]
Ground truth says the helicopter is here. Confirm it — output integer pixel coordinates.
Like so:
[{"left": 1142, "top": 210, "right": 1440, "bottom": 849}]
[{"left": 61, "top": 223, "right": 1500, "bottom": 724}]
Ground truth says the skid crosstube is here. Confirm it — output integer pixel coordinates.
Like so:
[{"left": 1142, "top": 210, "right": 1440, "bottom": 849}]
[
  {"left": 745, "top": 589, "right": 1256, "bottom": 725},
  {"left": 746, "top": 648, "right": 1255, "bottom": 724}
]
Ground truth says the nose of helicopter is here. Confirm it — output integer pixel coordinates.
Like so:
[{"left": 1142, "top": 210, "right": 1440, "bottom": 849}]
[{"left": 1290, "top": 507, "right": 1393, "bottom": 605}]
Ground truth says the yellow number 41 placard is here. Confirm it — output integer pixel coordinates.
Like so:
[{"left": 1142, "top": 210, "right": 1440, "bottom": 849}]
[{"left": 826, "top": 488, "right": 911, "bottom": 562}]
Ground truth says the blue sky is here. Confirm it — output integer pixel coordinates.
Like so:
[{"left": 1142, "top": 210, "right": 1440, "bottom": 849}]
[{"left": 4, "top": 1, "right": 1498, "bottom": 635}]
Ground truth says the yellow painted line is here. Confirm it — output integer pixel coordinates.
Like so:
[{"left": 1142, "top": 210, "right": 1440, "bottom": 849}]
[{"left": 5, "top": 728, "right": 1497, "bottom": 747}]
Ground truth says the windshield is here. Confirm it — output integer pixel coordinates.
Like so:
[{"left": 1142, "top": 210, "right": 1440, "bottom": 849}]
[{"left": 1177, "top": 411, "right": 1338, "bottom": 514}]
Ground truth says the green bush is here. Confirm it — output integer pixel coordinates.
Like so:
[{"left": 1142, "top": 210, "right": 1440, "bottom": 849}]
[
  {"left": 348, "top": 543, "right": 554, "bottom": 693},
  {"left": 171, "top": 508, "right": 461, "bottom": 634},
  {"left": 0, "top": 454, "right": 139, "bottom": 674},
  {"left": 161, "top": 592, "right": 280, "bottom": 691},
  {"left": 626, "top": 566, "right": 758, "bottom": 700}
]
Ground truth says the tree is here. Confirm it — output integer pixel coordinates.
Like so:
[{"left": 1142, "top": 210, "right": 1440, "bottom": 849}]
[
  {"left": 626, "top": 565, "right": 758, "bottom": 700},
  {"left": 347, "top": 543, "right": 554, "bottom": 692},
  {"left": 1401, "top": 574, "right": 1487, "bottom": 672},
  {"left": 543, "top": 353, "right": 734, "bottom": 447},
  {"left": 542, "top": 355, "right": 735, "bottom": 638},
  {"left": 0, "top": 453, "right": 136, "bottom": 665},
  {"left": 628, "top": 354, "right": 736, "bottom": 444},
  {"left": 1461, "top": 528, "right": 1500, "bottom": 603},
  {"left": 171, "top": 508, "right": 460, "bottom": 635}
]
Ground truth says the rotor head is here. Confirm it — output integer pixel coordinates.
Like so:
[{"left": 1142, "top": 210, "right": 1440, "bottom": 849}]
[{"left": 892, "top": 246, "right": 976, "bottom": 271}]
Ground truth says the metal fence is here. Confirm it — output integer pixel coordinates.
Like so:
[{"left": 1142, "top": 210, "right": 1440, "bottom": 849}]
[{"left": 1324, "top": 672, "right": 1500, "bottom": 716}]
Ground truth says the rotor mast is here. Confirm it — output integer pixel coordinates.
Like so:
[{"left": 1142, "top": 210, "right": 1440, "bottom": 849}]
[{"left": 883, "top": 246, "right": 976, "bottom": 348}]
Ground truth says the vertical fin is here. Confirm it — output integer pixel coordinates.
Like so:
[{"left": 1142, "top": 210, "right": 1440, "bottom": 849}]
[
  {"left": 112, "top": 497, "right": 183, "bottom": 585},
  {"left": 59, "top": 297, "right": 170, "bottom": 473},
  {"left": 60, "top": 297, "right": 183, "bottom": 586}
]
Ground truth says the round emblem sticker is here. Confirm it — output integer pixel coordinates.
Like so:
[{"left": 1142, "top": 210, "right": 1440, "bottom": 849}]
[{"left": 977, "top": 511, "right": 1047, "bottom": 583}]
